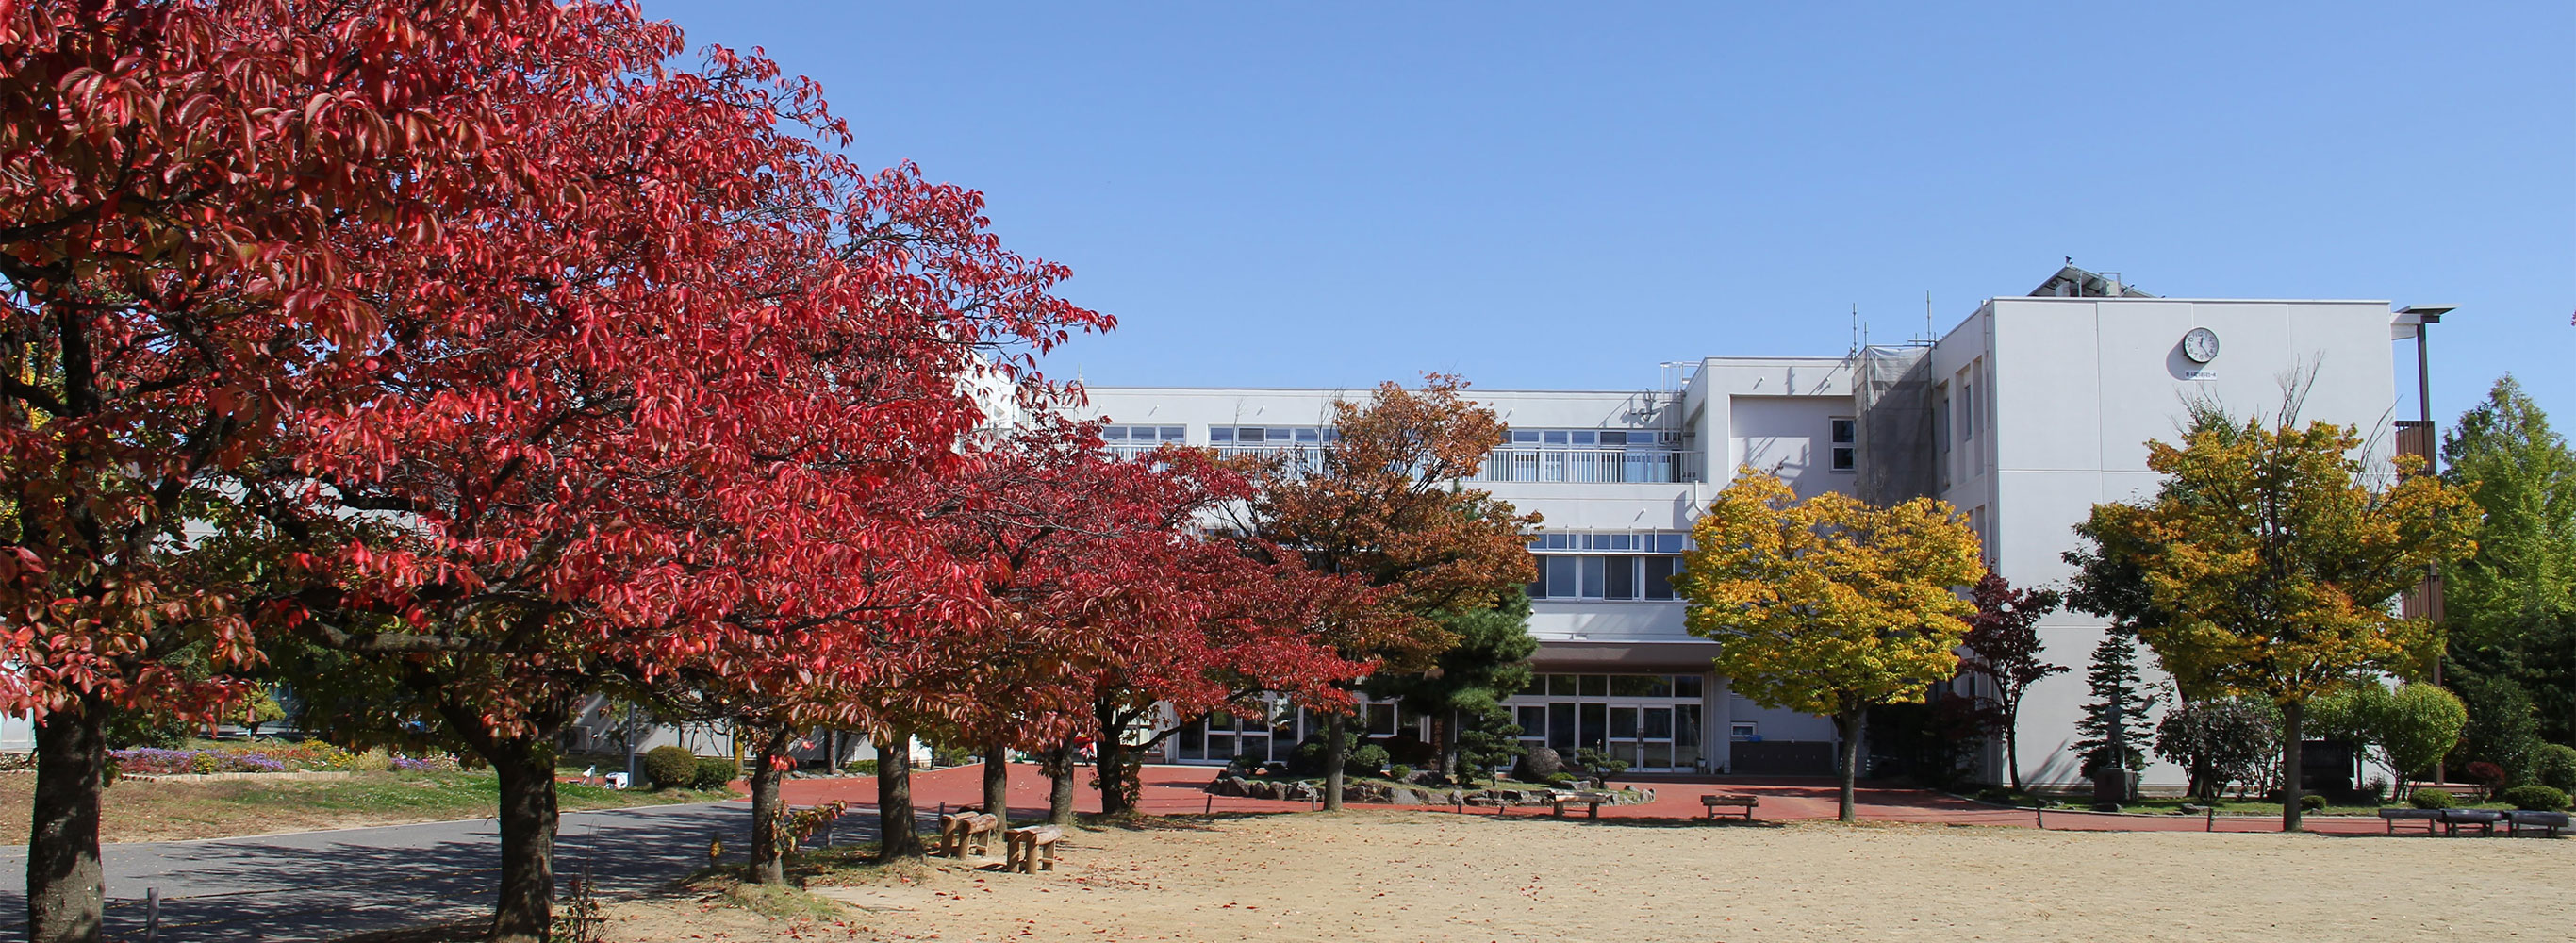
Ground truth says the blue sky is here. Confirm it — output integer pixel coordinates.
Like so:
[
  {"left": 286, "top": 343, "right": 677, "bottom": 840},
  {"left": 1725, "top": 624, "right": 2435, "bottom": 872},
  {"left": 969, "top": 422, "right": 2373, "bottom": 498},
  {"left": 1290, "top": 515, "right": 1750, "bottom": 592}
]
[{"left": 651, "top": 1, "right": 2573, "bottom": 428}]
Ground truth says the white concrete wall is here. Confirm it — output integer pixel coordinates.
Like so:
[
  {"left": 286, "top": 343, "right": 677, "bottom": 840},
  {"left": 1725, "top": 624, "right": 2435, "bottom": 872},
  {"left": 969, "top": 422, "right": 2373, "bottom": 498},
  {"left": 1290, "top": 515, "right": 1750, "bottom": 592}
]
[{"left": 1950, "top": 296, "right": 2402, "bottom": 788}]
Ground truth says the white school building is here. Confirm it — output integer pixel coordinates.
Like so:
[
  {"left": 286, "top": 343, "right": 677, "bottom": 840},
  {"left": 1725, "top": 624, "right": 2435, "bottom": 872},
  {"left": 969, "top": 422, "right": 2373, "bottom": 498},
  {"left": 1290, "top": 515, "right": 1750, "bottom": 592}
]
[{"left": 1083, "top": 267, "right": 2421, "bottom": 789}]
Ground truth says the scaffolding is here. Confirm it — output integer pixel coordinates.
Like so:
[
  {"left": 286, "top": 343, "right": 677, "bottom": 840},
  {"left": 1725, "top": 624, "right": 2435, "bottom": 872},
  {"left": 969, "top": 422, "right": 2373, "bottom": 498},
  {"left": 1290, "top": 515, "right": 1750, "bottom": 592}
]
[{"left": 1854, "top": 345, "right": 1937, "bottom": 505}]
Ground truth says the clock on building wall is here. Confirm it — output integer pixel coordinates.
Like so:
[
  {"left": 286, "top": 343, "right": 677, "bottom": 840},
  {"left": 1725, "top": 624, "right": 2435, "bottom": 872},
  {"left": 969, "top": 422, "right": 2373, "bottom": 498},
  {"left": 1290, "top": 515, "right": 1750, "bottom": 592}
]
[{"left": 2181, "top": 327, "right": 2221, "bottom": 363}]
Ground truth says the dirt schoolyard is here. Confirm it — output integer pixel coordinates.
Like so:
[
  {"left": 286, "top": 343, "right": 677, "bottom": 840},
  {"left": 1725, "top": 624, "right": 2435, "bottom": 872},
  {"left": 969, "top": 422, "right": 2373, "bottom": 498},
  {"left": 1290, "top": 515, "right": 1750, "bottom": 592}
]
[{"left": 597, "top": 808, "right": 2572, "bottom": 942}]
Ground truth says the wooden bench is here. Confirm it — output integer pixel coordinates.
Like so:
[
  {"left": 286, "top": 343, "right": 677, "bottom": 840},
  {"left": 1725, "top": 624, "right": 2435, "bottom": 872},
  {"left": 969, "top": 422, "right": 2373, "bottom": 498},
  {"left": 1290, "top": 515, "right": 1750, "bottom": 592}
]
[
  {"left": 1701, "top": 794, "right": 1759, "bottom": 821},
  {"left": 2377, "top": 808, "right": 2443, "bottom": 835},
  {"left": 1004, "top": 824, "right": 1063, "bottom": 873},
  {"left": 2440, "top": 809, "right": 2506, "bottom": 837},
  {"left": 1547, "top": 790, "right": 1612, "bottom": 819},
  {"left": 939, "top": 812, "right": 1000, "bottom": 857},
  {"left": 2506, "top": 810, "right": 2570, "bottom": 838}
]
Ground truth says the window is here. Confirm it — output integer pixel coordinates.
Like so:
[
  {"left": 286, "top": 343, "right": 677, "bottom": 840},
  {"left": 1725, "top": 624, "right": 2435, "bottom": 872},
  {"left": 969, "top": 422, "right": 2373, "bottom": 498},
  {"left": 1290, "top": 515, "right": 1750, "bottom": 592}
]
[
  {"left": 1731, "top": 722, "right": 1758, "bottom": 741},
  {"left": 1828, "top": 416, "right": 1857, "bottom": 472},
  {"left": 1673, "top": 675, "right": 1706, "bottom": 699},
  {"left": 1515, "top": 705, "right": 1547, "bottom": 738},
  {"left": 1211, "top": 426, "right": 1332, "bottom": 446},
  {"left": 1604, "top": 556, "right": 1637, "bottom": 600},
  {"left": 1526, "top": 531, "right": 1692, "bottom": 601}
]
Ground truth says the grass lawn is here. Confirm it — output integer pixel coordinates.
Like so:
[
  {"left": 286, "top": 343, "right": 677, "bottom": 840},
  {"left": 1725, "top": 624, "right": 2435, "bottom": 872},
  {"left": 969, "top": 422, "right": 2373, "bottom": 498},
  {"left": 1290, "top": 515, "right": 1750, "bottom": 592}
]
[
  {"left": 2111, "top": 795, "right": 2518, "bottom": 817},
  {"left": 0, "top": 769, "right": 737, "bottom": 844}
]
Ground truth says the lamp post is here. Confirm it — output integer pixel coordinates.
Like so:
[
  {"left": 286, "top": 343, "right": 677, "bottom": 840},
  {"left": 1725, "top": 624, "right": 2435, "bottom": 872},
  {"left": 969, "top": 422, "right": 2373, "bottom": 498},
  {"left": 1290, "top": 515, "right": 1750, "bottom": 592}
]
[{"left": 2399, "top": 304, "right": 2456, "bottom": 786}]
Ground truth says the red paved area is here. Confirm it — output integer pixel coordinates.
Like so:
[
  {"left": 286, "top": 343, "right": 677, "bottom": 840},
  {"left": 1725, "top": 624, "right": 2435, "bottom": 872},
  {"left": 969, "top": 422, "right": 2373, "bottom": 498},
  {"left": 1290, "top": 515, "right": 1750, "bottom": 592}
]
[{"left": 774, "top": 762, "right": 2399, "bottom": 835}]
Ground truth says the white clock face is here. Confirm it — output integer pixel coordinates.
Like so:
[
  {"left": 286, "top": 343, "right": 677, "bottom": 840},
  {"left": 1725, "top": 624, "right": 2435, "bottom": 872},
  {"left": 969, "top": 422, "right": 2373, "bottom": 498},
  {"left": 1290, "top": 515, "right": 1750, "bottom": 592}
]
[{"left": 2182, "top": 327, "right": 2220, "bottom": 364}]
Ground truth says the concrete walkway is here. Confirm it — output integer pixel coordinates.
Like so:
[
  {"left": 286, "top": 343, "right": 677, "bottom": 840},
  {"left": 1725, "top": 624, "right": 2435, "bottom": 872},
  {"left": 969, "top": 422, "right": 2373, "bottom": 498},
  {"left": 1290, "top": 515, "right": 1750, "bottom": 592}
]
[{"left": 0, "top": 801, "right": 889, "bottom": 942}]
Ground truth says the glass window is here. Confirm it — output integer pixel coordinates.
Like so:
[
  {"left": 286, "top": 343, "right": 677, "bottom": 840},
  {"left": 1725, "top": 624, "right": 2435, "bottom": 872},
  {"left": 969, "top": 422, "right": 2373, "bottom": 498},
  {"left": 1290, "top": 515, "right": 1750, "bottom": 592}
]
[
  {"left": 1548, "top": 674, "right": 1578, "bottom": 697},
  {"left": 1239, "top": 427, "right": 1264, "bottom": 442},
  {"left": 1609, "top": 675, "right": 1655, "bottom": 697},
  {"left": 1546, "top": 556, "right": 1578, "bottom": 599},
  {"left": 1579, "top": 555, "right": 1606, "bottom": 598},
  {"left": 1579, "top": 674, "right": 1608, "bottom": 698},
  {"left": 1676, "top": 703, "right": 1703, "bottom": 765},
  {"left": 1367, "top": 703, "right": 1395, "bottom": 736},
  {"left": 1643, "top": 707, "right": 1674, "bottom": 738},
  {"left": 1609, "top": 706, "right": 1640, "bottom": 739},
  {"left": 1207, "top": 733, "right": 1233, "bottom": 757},
  {"left": 1578, "top": 703, "right": 1608, "bottom": 751},
  {"left": 1673, "top": 675, "right": 1706, "bottom": 699},
  {"left": 1570, "top": 430, "right": 1597, "bottom": 446},
  {"left": 1832, "top": 446, "right": 1857, "bottom": 472},
  {"left": 1830, "top": 418, "right": 1856, "bottom": 444},
  {"left": 1655, "top": 534, "right": 1685, "bottom": 554},
  {"left": 1512, "top": 430, "right": 1541, "bottom": 444},
  {"left": 1208, "top": 709, "right": 1233, "bottom": 728},
  {"left": 1209, "top": 427, "right": 1234, "bottom": 444},
  {"left": 1604, "top": 556, "right": 1637, "bottom": 600},
  {"left": 1544, "top": 534, "right": 1570, "bottom": 550},
  {"left": 1643, "top": 556, "right": 1677, "bottom": 601},
  {"left": 1548, "top": 703, "right": 1576, "bottom": 750},
  {"left": 1102, "top": 426, "right": 1127, "bottom": 440},
  {"left": 1730, "top": 722, "right": 1757, "bottom": 740},
  {"left": 1543, "top": 430, "right": 1569, "bottom": 446},
  {"left": 1162, "top": 426, "right": 1185, "bottom": 441},
  {"left": 1294, "top": 428, "right": 1319, "bottom": 443},
  {"left": 1515, "top": 705, "right": 1546, "bottom": 738}
]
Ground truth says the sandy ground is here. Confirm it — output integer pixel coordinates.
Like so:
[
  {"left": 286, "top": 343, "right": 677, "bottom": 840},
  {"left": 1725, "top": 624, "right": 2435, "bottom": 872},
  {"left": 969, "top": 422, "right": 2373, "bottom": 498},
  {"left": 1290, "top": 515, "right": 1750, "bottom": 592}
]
[{"left": 592, "top": 809, "right": 2574, "bottom": 943}]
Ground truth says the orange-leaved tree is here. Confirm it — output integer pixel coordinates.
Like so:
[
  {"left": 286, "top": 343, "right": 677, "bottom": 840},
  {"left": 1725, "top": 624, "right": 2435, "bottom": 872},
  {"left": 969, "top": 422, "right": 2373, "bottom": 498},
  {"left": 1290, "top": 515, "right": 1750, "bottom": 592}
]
[
  {"left": 1675, "top": 469, "right": 1982, "bottom": 821},
  {"left": 1237, "top": 374, "right": 1538, "bottom": 810},
  {"left": 2078, "top": 406, "right": 2475, "bottom": 831}
]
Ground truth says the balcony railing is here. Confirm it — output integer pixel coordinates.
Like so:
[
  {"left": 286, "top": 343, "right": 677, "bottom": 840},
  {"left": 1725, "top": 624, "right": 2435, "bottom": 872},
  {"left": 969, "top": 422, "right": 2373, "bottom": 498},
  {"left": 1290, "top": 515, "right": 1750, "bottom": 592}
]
[
  {"left": 1110, "top": 443, "right": 1686, "bottom": 485},
  {"left": 1478, "top": 448, "right": 1680, "bottom": 484}
]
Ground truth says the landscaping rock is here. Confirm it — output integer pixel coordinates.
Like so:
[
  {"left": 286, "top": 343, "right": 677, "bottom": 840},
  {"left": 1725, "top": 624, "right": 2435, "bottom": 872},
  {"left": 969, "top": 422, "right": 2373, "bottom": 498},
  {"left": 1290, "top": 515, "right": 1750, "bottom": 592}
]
[{"left": 1517, "top": 747, "right": 1563, "bottom": 780}]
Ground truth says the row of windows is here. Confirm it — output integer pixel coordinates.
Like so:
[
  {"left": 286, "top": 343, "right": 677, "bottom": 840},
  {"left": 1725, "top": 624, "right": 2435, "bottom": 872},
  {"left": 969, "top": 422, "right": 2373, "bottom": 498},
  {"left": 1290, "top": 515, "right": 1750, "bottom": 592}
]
[
  {"left": 1113, "top": 424, "right": 1679, "bottom": 448},
  {"left": 1102, "top": 425, "right": 1185, "bottom": 443},
  {"left": 1527, "top": 554, "right": 1682, "bottom": 601},
  {"left": 1209, "top": 425, "right": 1337, "bottom": 445},
  {"left": 1527, "top": 531, "right": 1690, "bottom": 554},
  {"left": 1506, "top": 428, "right": 1678, "bottom": 449},
  {"left": 1516, "top": 673, "right": 1708, "bottom": 699}
]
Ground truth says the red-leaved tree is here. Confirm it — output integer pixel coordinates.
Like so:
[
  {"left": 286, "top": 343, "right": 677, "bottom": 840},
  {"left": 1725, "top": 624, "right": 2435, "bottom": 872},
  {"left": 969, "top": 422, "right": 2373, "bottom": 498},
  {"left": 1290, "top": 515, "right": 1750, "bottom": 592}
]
[
  {"left": 1959, "top": 571, "right": 2066, "bottom": 792},
  {"left": 0, "top": 4, "right": 603, "bottom": 939}
]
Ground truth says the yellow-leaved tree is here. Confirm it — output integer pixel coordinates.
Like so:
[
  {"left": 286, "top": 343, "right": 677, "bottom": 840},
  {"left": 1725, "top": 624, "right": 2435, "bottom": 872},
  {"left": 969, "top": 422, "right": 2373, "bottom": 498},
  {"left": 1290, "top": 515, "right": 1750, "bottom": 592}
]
[
  {"left": 1676, "top": 469, "right": 1982, "bottom": 821},
  {"left": 2080, "top": 408, "right": 2476, "bottom": 830}
]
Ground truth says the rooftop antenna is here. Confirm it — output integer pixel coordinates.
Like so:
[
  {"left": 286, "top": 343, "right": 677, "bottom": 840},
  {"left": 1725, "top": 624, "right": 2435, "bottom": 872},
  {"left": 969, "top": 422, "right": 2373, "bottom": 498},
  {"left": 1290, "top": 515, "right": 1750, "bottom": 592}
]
[
  {"left": 1849, "top": 304, "right": 1859, "bottom": 355},
  {"left": 1924, "top": 291, "right": 1934, "bottom": 342}
]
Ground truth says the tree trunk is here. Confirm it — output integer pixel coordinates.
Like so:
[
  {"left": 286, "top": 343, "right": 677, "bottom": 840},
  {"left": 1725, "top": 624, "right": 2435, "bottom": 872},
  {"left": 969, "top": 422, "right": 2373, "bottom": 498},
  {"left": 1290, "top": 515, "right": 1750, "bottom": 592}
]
[
  {"left": 825, "top": 730, "right": 840, "bottom": 774},
  {"left": 983, "top": 741, "right": 1010, "bottom": 820},
  {"left": 1095, "top": 701, "right": 1138, "bottom": 817},
  {"left": 745, "top": 724, "right": 793, "bottom": 885},
  {"left": 2003, "top": 708, "right": 2024, "bottom": 792},
  {"left": 1045, "top": 738, "right": 1078, "bottom": 825},
  {"left": 1835, "top": 709, "right": 1865, "bottom": 823},
  {"left": 2280, "top": 700, "right": 2305, "bottom": 833},
  {"left": 27, "top": 697, "right": 107, "bottom": 943},
  {"left": 488, "top": 736, "right": 560, "bottom": 943},
  {"left": 875, "top": 726, "right": 925, "bottom": 858},
  {"left": 1323, "top": 710, "right": 1347, "bottom": 811}
]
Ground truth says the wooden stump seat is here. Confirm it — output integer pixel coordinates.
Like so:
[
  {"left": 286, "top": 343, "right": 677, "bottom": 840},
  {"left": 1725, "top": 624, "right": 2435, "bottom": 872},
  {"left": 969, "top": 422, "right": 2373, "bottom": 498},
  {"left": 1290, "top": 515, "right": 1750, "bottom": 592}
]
[
  {"left": 1005, "top": 824, "right": 1063, "bottom": 873},
  {"left": 939, "top": 812, "right": 1001, "bottom": 857}
]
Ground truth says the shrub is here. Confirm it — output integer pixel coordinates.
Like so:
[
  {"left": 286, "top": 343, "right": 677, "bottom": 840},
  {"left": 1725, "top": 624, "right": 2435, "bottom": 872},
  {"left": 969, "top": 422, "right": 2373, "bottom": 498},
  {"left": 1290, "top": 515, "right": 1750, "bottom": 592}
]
[
  {"left": 2408, "top": 788, "right": 2455, "bottom": 809},
  {"left": 2300, "top": 793, "right": 2326, "bottom": 811},
  {"left": 1346, "top": 744, "right": 1390, "bottom": 778},
  {"left": 846, "top": 759, "right": 878, "bottom": 776},
  {"left": 1223, "top": 753, "right": 1263, "bottom": 777},
  {"left": 1543, "top": 772, "right": 1577, "bottom": 787},
  {"left": 692, "top": 757, "right": 739, "bottom": 790},
  {"left": 1290, "top": 738, "right": 1329, "bottom": 776},
  {"left": 1569, "top": 747, "right": 1630, "bottom": 779},
  {"left": 2500, "top": 785, "right": 2568, "bottom": 811},
  {"left": 2527, "top": 743, "right": 2576, "bottom": 792},
  {"left": 1388, "top": 764, "right": 1412, "bottom": 780},
  {"left": 640, "top": 746, "right": 698, "bottom": 790}
]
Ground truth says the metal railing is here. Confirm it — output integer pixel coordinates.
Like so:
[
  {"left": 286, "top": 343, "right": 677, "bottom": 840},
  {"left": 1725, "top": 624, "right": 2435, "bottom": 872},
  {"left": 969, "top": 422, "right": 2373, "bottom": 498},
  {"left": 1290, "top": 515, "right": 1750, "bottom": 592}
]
[{"left": 1478, "top": 448, "right": 1680, "bottom": 484}]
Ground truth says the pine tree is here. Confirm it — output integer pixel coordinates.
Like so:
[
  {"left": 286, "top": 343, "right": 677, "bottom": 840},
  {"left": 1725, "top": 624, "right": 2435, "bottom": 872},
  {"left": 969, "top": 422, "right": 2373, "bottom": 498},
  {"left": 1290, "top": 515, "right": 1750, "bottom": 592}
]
[
  {"left": 2440, "top": 375, "right": 2576, "bottom": 748},
  {"left": 2071, "top": 631, "right": 2159, "bottom": 775}
]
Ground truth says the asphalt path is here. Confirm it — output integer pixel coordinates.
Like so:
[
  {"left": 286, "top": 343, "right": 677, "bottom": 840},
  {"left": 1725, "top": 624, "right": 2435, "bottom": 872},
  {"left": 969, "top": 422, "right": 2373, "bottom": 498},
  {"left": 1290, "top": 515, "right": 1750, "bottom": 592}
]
[{"left": 0, "top": 801, "right": 922, "bottom": 941}]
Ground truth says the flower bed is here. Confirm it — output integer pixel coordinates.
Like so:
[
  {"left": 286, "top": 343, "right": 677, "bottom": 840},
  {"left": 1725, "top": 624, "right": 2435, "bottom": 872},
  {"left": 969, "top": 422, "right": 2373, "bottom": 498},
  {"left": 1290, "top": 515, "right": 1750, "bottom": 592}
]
[{"left": 108, "top": 744, "right": 458, "bottom": 777}]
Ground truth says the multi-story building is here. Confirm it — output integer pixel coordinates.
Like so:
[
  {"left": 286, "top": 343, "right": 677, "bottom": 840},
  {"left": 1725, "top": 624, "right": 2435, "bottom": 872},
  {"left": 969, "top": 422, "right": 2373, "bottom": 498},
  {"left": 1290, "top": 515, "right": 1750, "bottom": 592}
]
[{"left": 1085, "top": 267, "right": 2417, "bottom": 787}]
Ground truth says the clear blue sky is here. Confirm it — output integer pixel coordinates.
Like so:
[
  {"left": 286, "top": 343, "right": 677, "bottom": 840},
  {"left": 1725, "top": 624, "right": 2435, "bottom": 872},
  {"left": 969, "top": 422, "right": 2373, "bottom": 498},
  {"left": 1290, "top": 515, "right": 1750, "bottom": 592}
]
[{"left": 650, "top": 1, "right": 2573, "bottom": 428}]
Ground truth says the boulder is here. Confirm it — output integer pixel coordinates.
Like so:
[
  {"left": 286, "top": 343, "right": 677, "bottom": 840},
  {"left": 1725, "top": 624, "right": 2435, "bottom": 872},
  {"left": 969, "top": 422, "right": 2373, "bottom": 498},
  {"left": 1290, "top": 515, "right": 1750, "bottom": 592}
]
[{"left": 1517, "top": 747, "right": 1563, "bottom": 780}]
